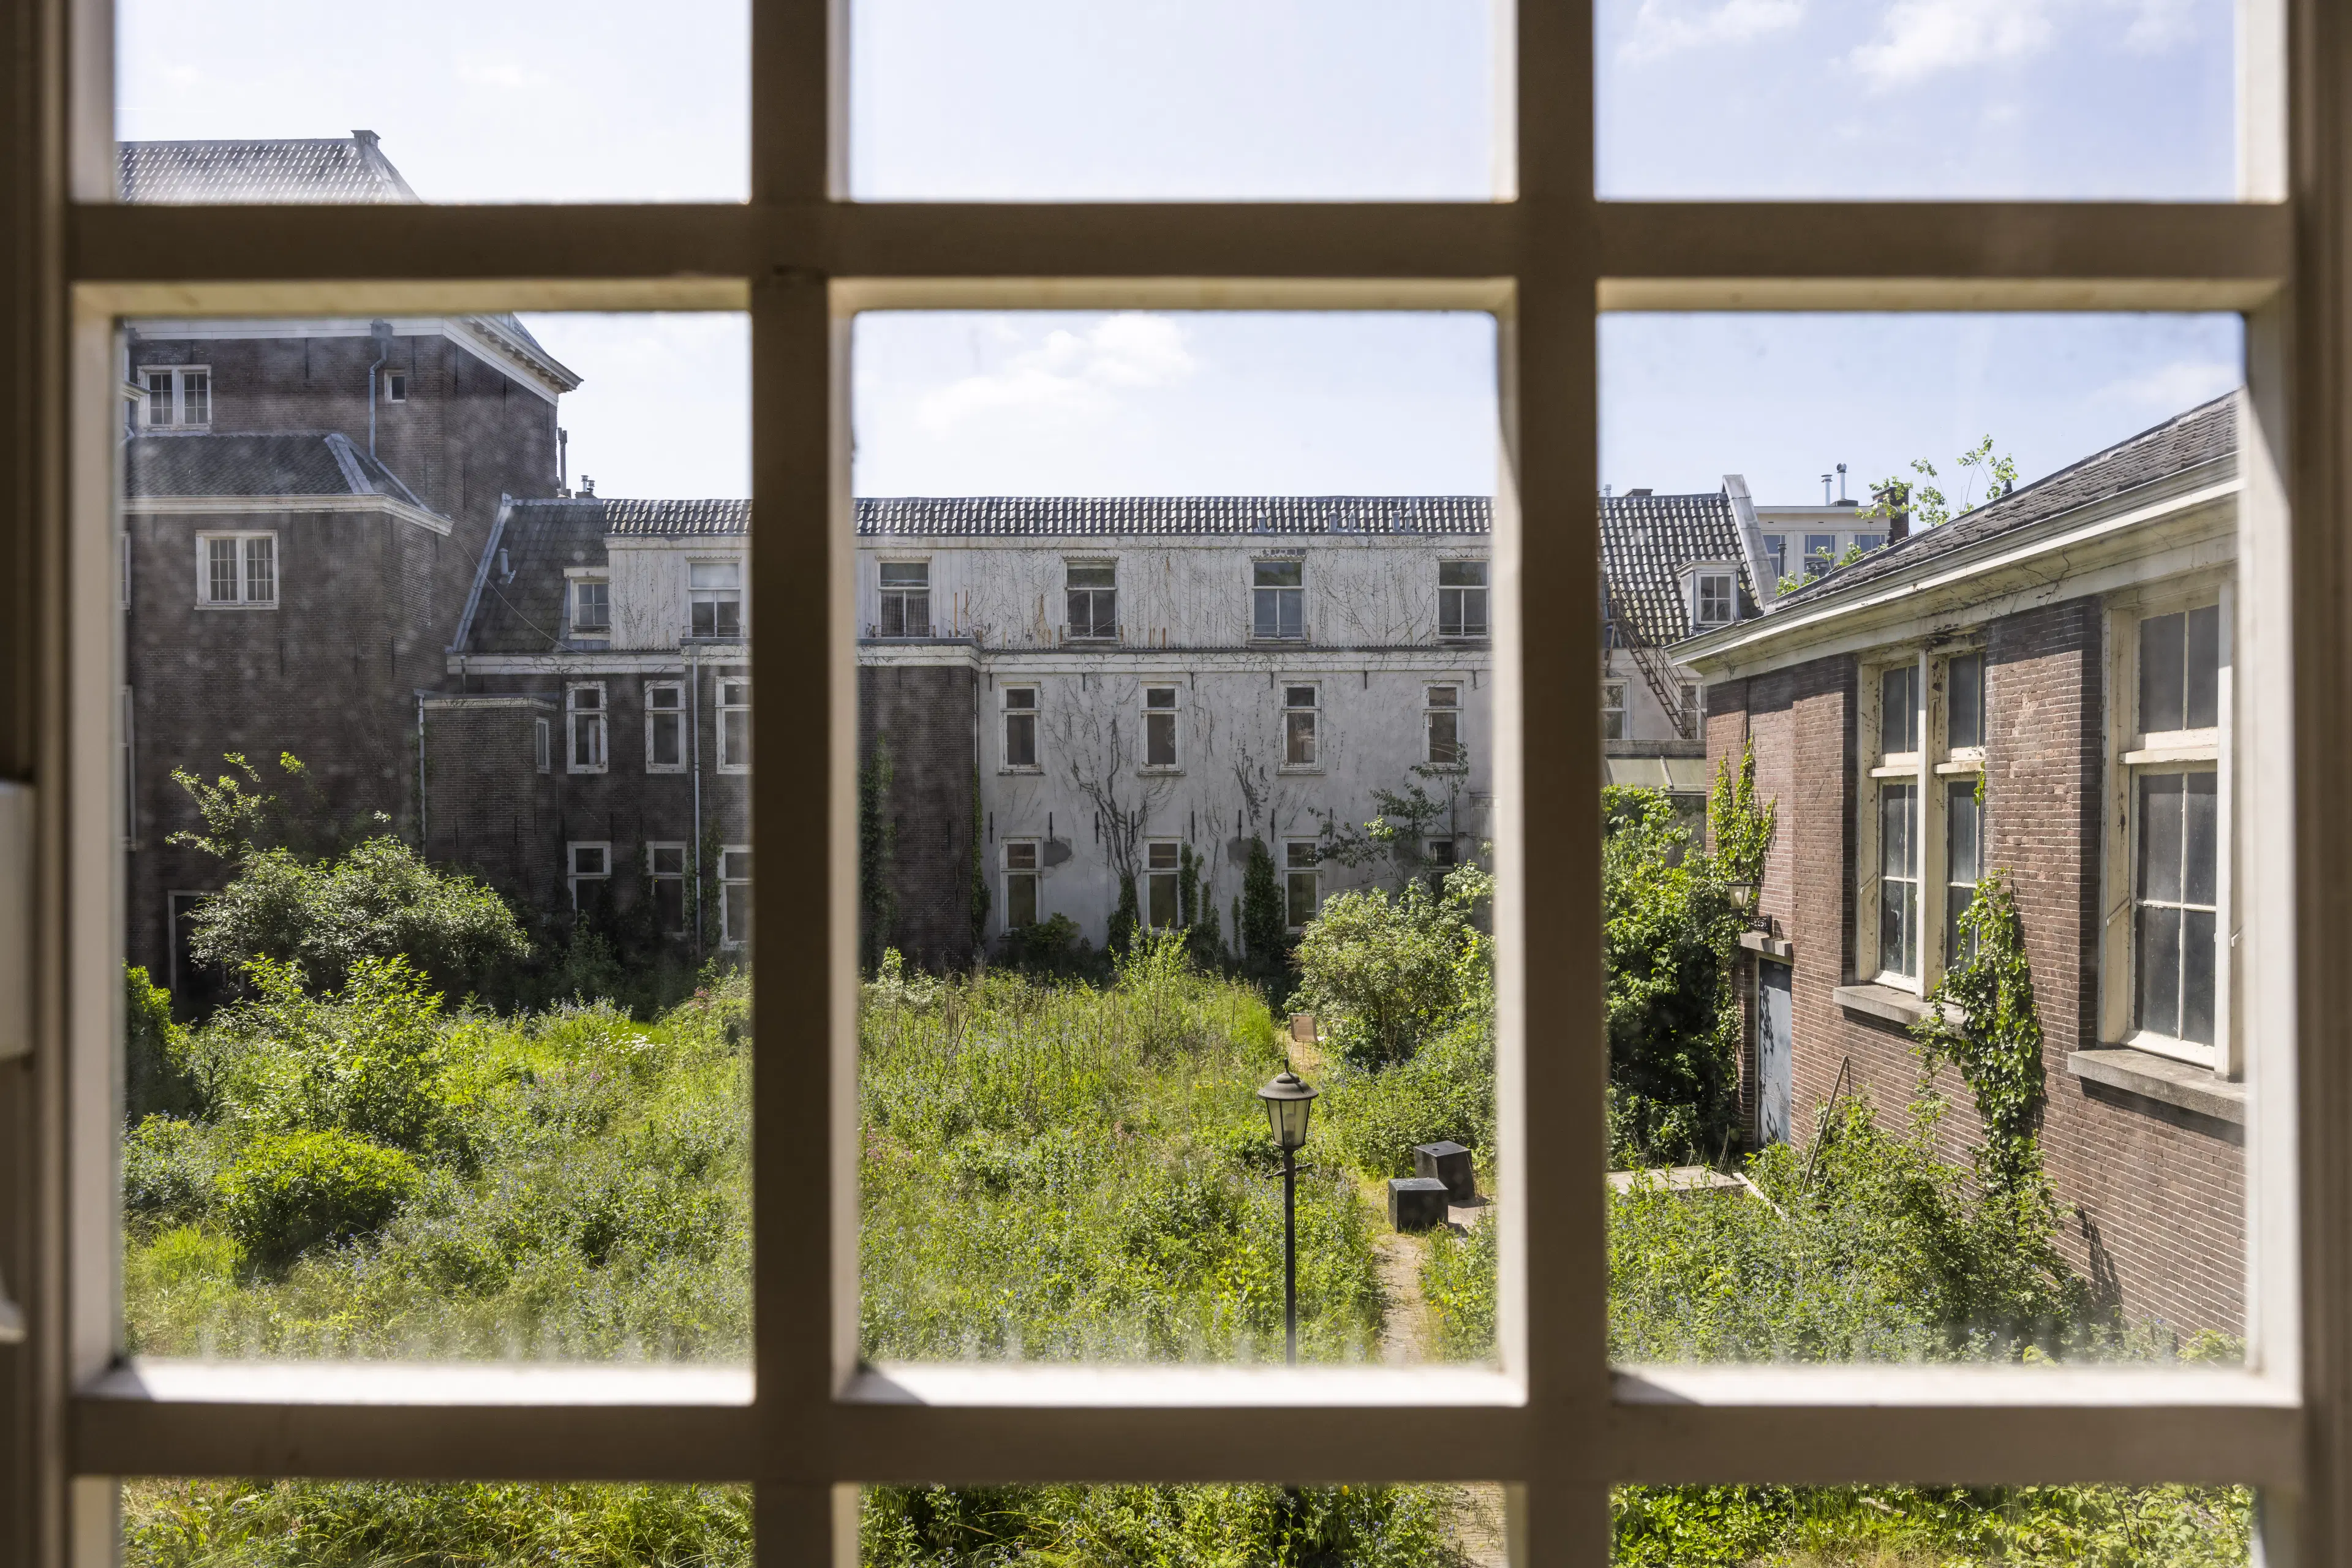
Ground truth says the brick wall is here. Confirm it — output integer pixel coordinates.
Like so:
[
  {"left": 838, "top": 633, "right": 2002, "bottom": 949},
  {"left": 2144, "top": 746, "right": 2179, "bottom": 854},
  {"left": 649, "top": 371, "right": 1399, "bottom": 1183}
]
[
  {"left": 1704, "top": 594, "right": 2244, "bottom": 1336},
  {"left": 859, "top": 664, "right": 978, "bottom": 971}
]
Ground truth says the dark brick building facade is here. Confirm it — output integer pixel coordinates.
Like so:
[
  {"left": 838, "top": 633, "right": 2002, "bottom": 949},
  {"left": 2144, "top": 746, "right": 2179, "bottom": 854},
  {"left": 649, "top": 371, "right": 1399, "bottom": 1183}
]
[{"left": 1684, "top": 398, "right": 2248, "bottom": 1336}]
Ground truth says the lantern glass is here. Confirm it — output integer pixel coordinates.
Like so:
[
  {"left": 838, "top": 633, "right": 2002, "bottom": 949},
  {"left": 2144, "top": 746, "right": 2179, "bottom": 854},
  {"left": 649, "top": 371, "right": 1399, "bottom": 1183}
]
[{"left": 1257, "top": 1071, "right": 1317, "bottom": 1151}]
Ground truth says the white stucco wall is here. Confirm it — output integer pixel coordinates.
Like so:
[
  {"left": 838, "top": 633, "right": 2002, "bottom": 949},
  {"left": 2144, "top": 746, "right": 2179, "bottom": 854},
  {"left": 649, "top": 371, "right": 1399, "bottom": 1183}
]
[{"left": 607, "top": 538, "right": 751, "bottom": 651}]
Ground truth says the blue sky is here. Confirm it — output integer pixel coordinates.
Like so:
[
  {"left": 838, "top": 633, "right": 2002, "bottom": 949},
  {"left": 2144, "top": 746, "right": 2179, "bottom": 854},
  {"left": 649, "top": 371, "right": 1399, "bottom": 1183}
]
[{"left": 116, "top": 0, "right": 2245, "bottom": 501}]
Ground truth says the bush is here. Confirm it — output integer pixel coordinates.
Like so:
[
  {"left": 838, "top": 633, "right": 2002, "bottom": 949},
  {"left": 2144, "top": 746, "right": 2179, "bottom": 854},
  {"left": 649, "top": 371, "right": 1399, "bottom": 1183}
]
[
  {"left": 124, "top": 965, "right": 200, "bottom": 1120},
  {"left": 217, "top": 1129, "right": 420, "bottom": 1267},
  {"left": 1317, "top": 1017, "right": 1493, "bottom": 1180},
  {"left": 191, "top": 955, "right": 453, "bottom": 1155},
  {"left": 1421, "top": 1217, "right": 1498, "bottom": 1362},
  {"left": 1289, "top": 865, "right": 1490, "bottom": 1069}
]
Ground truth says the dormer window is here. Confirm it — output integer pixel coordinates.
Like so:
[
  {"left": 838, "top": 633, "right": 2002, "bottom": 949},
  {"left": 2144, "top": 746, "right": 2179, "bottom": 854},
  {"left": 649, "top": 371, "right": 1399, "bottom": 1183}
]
[
  {"left": 879, "top": 560, "right": 930, "bottom": 638},
  {"left": 1694, "top": 569, "right": 1736, "bottom": 627},
  {"left": 1253, "top": 560, "right": 1305, "bottom": 641},
  {"left": 140, "top": 366, "right": 209, "bottom": 429},
  {"left": 572, "top": 578, "right": 610, "bottom": 635},
  {"left": 1066, "top": 561, "right": 1117, "bottom": 640},
  {"left": 690, "top": 560, "right": 744, "bottom": 639},
  {"left": 1438, "top": 560, "right": 1488, "bottom": 639}
]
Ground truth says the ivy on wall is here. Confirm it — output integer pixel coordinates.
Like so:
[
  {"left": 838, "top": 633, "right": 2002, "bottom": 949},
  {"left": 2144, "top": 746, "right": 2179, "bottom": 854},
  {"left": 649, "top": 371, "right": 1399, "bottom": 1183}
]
[{"left": 1913, "top": 865, "right": 2045, "bottom": 1197}]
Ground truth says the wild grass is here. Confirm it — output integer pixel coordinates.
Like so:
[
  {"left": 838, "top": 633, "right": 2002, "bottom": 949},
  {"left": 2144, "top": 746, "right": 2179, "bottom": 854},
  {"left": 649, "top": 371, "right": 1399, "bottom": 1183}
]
[{"left": 858, "top": 944, "right": 1385, "bottom": 1362}]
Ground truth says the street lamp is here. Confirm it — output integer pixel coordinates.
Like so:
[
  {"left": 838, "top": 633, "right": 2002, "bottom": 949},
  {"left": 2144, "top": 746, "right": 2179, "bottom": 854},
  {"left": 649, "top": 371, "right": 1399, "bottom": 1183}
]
[{"left": 1257, "top": 1068, "right": 1319, "bottom": 1365}]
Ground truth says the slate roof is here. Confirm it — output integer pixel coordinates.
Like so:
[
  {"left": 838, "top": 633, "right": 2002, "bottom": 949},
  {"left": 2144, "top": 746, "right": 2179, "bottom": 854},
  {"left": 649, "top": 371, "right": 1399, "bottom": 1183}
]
[
  {"left": 1775, "top": 396, "right": 2237, "bottom": 609},
  {"left": 119, "top": 132, "right": 419, "bottom": 204},
  {"left": 602, "top": 499, "right": 752, "bottom": 537},
  {"left": 462, "top": 502, "right": 611, "bottom": 655},
  {"left": 126, "top": 432, "right": 434, "bottom": 512},
  {"left": 856, "top": 496, "right": 1493, "bottom": 537},
  {"left": 1599, "top": 489, "right": 1754, "bottom": 645}
]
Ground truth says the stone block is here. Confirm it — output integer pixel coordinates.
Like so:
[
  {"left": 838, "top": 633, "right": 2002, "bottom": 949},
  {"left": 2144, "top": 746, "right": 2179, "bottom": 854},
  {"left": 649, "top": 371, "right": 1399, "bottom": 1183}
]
[
  {"left": 1414, "top": 1140, "right": 1476, "bottom": 1202},
  {"left": 1388, "top": 1176, "right": 1450, "bottom": 1232}
]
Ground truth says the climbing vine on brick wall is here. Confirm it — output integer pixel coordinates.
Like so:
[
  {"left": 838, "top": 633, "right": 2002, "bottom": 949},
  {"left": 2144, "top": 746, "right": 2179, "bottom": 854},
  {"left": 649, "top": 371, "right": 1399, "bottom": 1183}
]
[{"left": 1913, "top": 867, "right": 2045, "bottom": 1196}]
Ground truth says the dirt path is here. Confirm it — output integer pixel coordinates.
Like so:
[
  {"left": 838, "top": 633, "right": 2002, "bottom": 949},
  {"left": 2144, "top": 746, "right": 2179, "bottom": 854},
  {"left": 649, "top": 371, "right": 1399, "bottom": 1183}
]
[{"left": 1374, "top": 1227, "right": 1431, "bottom": 1366}]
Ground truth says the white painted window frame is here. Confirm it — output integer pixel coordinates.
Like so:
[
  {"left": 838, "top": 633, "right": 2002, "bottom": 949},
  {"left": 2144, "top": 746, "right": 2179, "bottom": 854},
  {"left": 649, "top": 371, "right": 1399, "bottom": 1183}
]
[
  {"left": 715, "top": 676, "right": 752, "bottom": 774},
  {"left": 645, "top": 679, "right": 687, "bottom": 773},
  {"left": 1144, "top": 837, "right": 1182, "bottom": 929},
  {"left": 2102, "top": 581, "right": 2236, "bottom": 1076},
  {"left": 565, "top": 680, "right": 608, "bottom": 774},
  {"left": 1602, "top": 678, "right": 1626, "bottom": 741},
  {"left": 717, "top": 844, "right": 752, "bottom": 949},
  {"left": 1283, "top": 839, "right": 1321, "bottom": 932},
  {"left": 533, "top": 715, "right": 551, "bottom": 775},
  {"left": 688, "top": 556, "right": 745, "bottom": 640},
  {"left": 192, "top": 529, "right": 276, "bottom": 608},
  {"left": 1427, "top": 681, "right": 1463, "bottom": 765},
  {"left": 570, "top": 573, "right": 611, "bottom": 637},
  {"left": 1689, "top": 563, "right": 1737, "bottom": 627},
  {"left": 1859, "top": 649, "right": 1931, "bottom": 992},
  {"left": 1002, "top": 838, "right": 1042, "bottom": 932},
  {"left": 566, "top": 840, "right": 611, "bottom": 911},
  {"left": 137, "top": 363, "right": 209, "bottom": 428},
  {"left": 647, "top": 840, "right": 690, "bottom": 933},
  {"left": 32, "top": 2, "right": 2337, "bottom": 1561},
  {"left": 1000, "top": 682, "right": 1040, "bottom": 773},
  {"left": 1140, "top": 682, "right": 1179, "bottom": 771},
  {"left": 384, "top": 368, "right": 407, "bottom": 403},
  {"left": 1279, "top": 679, "right": 1319, "bottom": 772}
]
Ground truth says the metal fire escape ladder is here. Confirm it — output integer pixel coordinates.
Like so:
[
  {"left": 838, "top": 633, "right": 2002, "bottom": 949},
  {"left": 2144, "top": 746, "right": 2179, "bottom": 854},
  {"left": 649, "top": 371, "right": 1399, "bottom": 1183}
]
[{"left": 1605, "top": 573, "right": 1695, "bottom": 741}]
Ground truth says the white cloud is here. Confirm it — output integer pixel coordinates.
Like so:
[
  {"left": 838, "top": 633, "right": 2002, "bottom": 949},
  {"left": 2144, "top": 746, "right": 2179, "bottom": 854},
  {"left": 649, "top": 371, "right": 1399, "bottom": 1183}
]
[
  {"left": 2116, "top": 0, "right": 2197, "bottom": 51},
  {"left": 1621, "top": 0, "right": 1804, "bottom": 62},
  {"left": 914, "top": 314, "right": 1197, "bottom": 435},
  {"left": 1849, "top": 0, "right": 2057, "bottom": 89},
  {"left": 2098, "top": 359, "right": 2241, "bottom": 413}
]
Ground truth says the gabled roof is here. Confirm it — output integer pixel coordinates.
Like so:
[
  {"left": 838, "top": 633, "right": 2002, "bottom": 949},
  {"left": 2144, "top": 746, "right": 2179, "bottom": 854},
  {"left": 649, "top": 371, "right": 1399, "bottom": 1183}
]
[
  {"left": 1773, "top": 396, "right": 2236, "bottom": 609},
  {"left": 118, "top": 131, "right": 418, "bottom": 203},
  {"left": 126, "top": 431, "right": 432, "bottom": 510},
  {"left": 1600, "top": 489, "right": 1754, "bottom": 645},
  {"left": 856, "top": 496, "right": 1492, "bottom": 538}
]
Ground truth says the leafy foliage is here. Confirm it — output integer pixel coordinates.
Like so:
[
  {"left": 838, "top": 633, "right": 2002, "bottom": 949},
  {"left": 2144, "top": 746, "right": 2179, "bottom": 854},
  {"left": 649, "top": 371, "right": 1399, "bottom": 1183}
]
[
  {"left": 1419, "top": 1216, "right": 1499, "bottom": 1364},
  {"left": 124, "top": 964, "right": 199, "bottom": 1120},
  {"left": 1238, "top": 835, "right": 1288, "bottom": 971},
  {"left": 1316, "top": 758, "right": 1477, "bottom": 891},
  {"left": 1914, "top": 869, "right": 2046, "bottom": 1195},
  {"left": 217, "top": 1129, "right": 421, "bottom": 1268},
  {"left": 1604, "top": 787, "right": 1746, "bottom": 1164},
  {"left": 1288, "top": 865, "right": 1491, "bottom": 1069},
  {"left": 1863, "top": 435, "right": 2021, "bottom": 534}
]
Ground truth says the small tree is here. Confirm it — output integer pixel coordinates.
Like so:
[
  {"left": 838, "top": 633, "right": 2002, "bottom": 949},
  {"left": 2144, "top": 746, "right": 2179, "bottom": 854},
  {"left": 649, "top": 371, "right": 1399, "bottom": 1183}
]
[
  {"left": 1238, "top": 837, "right": 1287, "bottom": 971},
  {"left": 1289, "top": 866, "right": 1491, "bottom": 1069}
]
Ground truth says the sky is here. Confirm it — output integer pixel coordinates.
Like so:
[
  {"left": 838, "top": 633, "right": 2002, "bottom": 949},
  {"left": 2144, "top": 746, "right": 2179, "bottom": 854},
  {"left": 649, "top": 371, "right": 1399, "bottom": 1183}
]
[{"left": 115, "top": 0, "right": 2247, "bottom": 502}]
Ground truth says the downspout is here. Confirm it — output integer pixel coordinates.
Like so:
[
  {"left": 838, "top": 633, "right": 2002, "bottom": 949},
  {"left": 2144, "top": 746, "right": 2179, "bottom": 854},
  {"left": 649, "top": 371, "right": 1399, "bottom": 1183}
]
[
  {"left": 366, "top": 320, "right": 393, "bottom": 458},
  {"left": 691, "top": 643, "right": 704, "bottom": 963},
  {"left": 416, "top": 691, "right": 428, "bottom": 850}
]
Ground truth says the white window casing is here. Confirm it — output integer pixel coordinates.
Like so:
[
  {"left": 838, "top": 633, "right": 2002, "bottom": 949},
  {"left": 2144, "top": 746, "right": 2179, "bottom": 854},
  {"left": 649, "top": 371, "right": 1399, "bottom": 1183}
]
[
  {"left": 1284, "top": 840, "right": 1319, "bottom": 930},
  {"left": 647, "top": 841, "right": 689, "bottom": 933},
  {"left": 573, "top": 577, "right": 611, "bottom": 636},
  {"left": 565, "top": 840, "right": 611, "bottom": 910},
  {"left": 1252, "top": 558, "right": 1305, "bottom": 641},
  {"left": 1066, "top": 560, "right": 1117, "bottom": 641},
  {"left": 878, "top": 559, "right": 930, "bottom": 638},
  {"left": 533, "top": 716, "right": 551, "bottom": 775},
  {"left": 566, "top": 682, "right": 608, "bottom": 774},
  {"left": 1142, "top": 684, "right": 1178, "bottom": 769},
  {"left": 689, "top": 559, "right": 744, "bottom": 639},
  {"left": 139, "top": 364, "right": 211, "bottom": 428},
  {"left": 646, "top": 680, "right": 686, "bottom": 772},
  {"left": 1438, "top": 558, "right": 1488, "bottom": 639},
  {"left": 1280, "top": 682, "right": 1318, "bottom": 771},
  {"left": 194, "top": 531, "right": 276, "bottom": 608},
  {"left": 1602, "top": 679, "right": 1626, "bottom": 741},
  {"left": 1001, "top": 684, "right": 1039, "bottom": 772},
  {"left": 716, "top": 678, "right": 752, "bottom": 773},
  {"left": 718, "top": 846, "right": 753, "bottom": 948},
  {"left": 1145, "top": 840, "right": 1182, "bottom": 927},
  {"left": 1427, "top": 683, "right": 1462, "bottom": 764},
  {"left": 1693, "top": 567, "right": 1736, "bottom": 627},
  {"left": 1003, "top": 840, "right": 1041, "bottom": 930}
]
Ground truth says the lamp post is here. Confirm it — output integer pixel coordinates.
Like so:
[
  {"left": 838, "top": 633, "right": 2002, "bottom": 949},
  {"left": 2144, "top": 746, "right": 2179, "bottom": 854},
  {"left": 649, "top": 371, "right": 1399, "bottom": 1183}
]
[{"left": 1257, "top": 1068, "right": 1319, "bottom": 1365}]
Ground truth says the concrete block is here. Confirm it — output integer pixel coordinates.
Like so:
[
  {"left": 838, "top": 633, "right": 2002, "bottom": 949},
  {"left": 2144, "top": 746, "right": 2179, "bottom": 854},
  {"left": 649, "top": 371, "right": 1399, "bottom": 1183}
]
[
  {"left": 1414, "top": 1140, "right": 1475, "bottom": 1202},
  {"left": 1388, "top": 1176, "right": 1450, "bottom": 1232}
]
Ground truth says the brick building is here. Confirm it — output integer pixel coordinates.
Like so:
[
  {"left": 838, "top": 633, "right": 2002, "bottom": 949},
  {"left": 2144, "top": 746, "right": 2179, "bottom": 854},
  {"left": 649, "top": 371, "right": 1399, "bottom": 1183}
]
[{"left": 1678, "top": 396, "right": 2245, "bottom": 1335}]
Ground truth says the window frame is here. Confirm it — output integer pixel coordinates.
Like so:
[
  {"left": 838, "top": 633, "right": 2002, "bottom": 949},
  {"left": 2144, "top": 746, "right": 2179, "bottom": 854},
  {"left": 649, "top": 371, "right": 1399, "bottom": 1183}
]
[
  {"left": 645, "top": 679, "right": 687, "bottom": 773},
  {"left": 1000, "top": 682, "right": 1040, "bottom": 772},
  {"left": 876, "top": 556, "right": 931, "bottom": 639},
  {"left": 688, "top": 556, "right": 745, "bottom": 641},
  {"left": 1278, "top": 679, "right": 1319, "bottom": 772},
  {"left": 1140, "top": 682, "right": 1179, "bottom": 771},
  {"left": 565, "top": 839, "right": 612, "bottom": 911},
  {"left": 138, "top": 362, "right": 210, "bottom": 428},
  {"left": 1602, "top": 678, "right": 1626, "bottom": 741},
  {"left": 1251, "top": 556, "right": 1306, "bottom": 641},
  {"left": 192, "top": 529, "right": 276, "bottom": 608},
  {"left": 717, "top": 844, "right": 752, "bottom": 949},
  {"left": 1690, "top": 565, "right": 1736, "bottom": 627},
  {"left": 2103, "top": 584, "right": 2236, "bottom": 1074},
  {"left": 565, "top": 680, "right": 608, "bottom": 774},
  {"left": 1426, "top": 681, "right": 1463, "bottom": 765},
  {"left": 1144, "top": 838, "right": 1182, "bottom": 928},
  {"left": 647, "top": 840, "right": 690, "bottom": 933},
  {"left": 1065, "top": 557, "right": 1118, "bottom": 642},
  {"left": 715, "top": 675, "right": 752, "bottom": 774},
  {"left": 1438, "top": 556, "right": 1490, "bottom": 640},
  {"left": 30, "top": 4, "right": 2334, "bottom": 1561},
  {"left": 1283, "top": 839, "right": 1320, "bottom": 932},
  {"left": 570, "top": 573, "right": 612, "bottom": 638},
  {"left": 1002, "top": 838, "right": 1041, "bottom": 932}
]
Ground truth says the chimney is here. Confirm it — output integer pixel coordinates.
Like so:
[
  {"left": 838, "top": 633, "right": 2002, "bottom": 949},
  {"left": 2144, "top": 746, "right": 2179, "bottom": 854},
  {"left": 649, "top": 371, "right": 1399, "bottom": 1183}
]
[
  {"left": 1872, "top": 480, "right": 1911, "bottom": 541},
  {"left": 581, "top": 475, "right": 595, "bottom": 497},
  {"left": 558, "top": 426, "right": 569, "bottom": 495}
]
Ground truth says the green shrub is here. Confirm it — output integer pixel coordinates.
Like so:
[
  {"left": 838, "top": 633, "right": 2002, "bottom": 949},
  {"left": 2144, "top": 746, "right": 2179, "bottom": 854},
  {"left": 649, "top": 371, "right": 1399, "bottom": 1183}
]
[
  {"left": 124, "top": 964, "right": 201, "bottom": 1120},
  {"left": 1289, "top": 865, "right": 1491, "bottom": 1069},
  {"left": 1421, "top": 1218, "right": 1498, "bottom": 1362},
  {"left": 123, "top": 1116, "right": 225, "bottom": 1233},
  {"left": 217, "top": 1129, "right": 420, "bottom": 1267},
  {"left": 1317, "top": 1017, "right": 1494, "bottom": 1180}
]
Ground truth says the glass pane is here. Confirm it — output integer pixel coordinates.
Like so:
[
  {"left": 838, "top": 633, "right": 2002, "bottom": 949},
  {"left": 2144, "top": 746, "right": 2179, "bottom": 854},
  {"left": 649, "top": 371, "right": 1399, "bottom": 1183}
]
[
  {"left": 2187, "top": 601, "right": 2223, "bottom": 728},
  {"left": 2141, "top": 610, "right": 2188, "bottom": 733},
  {"left": 1880, "top": 664, "right": 1916, "bottom": 755},
  {"left": 1596, "top": 0, "right": 2237, "bottom": 198},
  {"left": 864, "top": 1483, "right": 1502, "bottom": 1564},
  {"left": 126, "top": 1480, "right": 748, "bottom": 1564},
  {"left": 850, "top": 0, "right": 1498, "bottom": 200},
  {"left": 119, "top": 311, "right": 752, "bottom": 1362},
  {"left": 1615, "top": 1485, "right": 2250, "bottom": 1565},
  {"left": 854, "top": 312, "right": 1501, "bottom": 1365},
  {"left": 2185, "top": 771, "right": 2220, "bottom": 907},
  {"left": 1948, "top": 652, "right": 1983, "bottom": 750},
  {"left": 116, "top": 2, "right": 746, "bottom": 202},
  {"left": 1605, "top": 313, "right": 2247, "bottom": 1369},
  {"left": 2139, "top": 771, "right": 2185, "bottom": 905}
]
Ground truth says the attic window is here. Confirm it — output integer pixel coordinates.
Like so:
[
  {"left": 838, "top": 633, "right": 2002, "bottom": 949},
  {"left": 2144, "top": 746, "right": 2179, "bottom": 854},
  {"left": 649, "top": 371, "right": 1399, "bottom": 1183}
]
[
  {"left": 573, "top": 578, "right": 610, "bottom": 635},
  {"left": 140, "top": 365, "right": 209, "bottom": 429},
  {"left": 1694, "top": 570, "right": 1736, "bottom": 626},
  {"left": 385, "top": 370, "right": 407, "bottom": 402}
]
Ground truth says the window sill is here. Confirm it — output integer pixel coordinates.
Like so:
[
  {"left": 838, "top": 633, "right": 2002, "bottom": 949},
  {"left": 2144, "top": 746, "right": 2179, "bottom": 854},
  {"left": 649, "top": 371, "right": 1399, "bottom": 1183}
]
[
  {"left": 1833, "top": 982, "right": 1957, "bottom": 1028},
  {"left": 1738, "top": 930, "right": 1793, "bottom": 960},
  {"left": 193, "top": 601, "right": 277, "bottom": 611},
  {"left": 1277, "top": 766, "right": 1324, "bottom": 777},
  {"left": 2067, "top": 1047, "right": 2245, "bottom": 1125},
  {"left": 997, "top": 767, "right": 1043, "bottom": 777},
  {"left": 2124, "top": 745, "right": 2220, "bottom": 766},
  {"left": 1137, "top": 767, "right": 1184, "bottom": 777}
]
